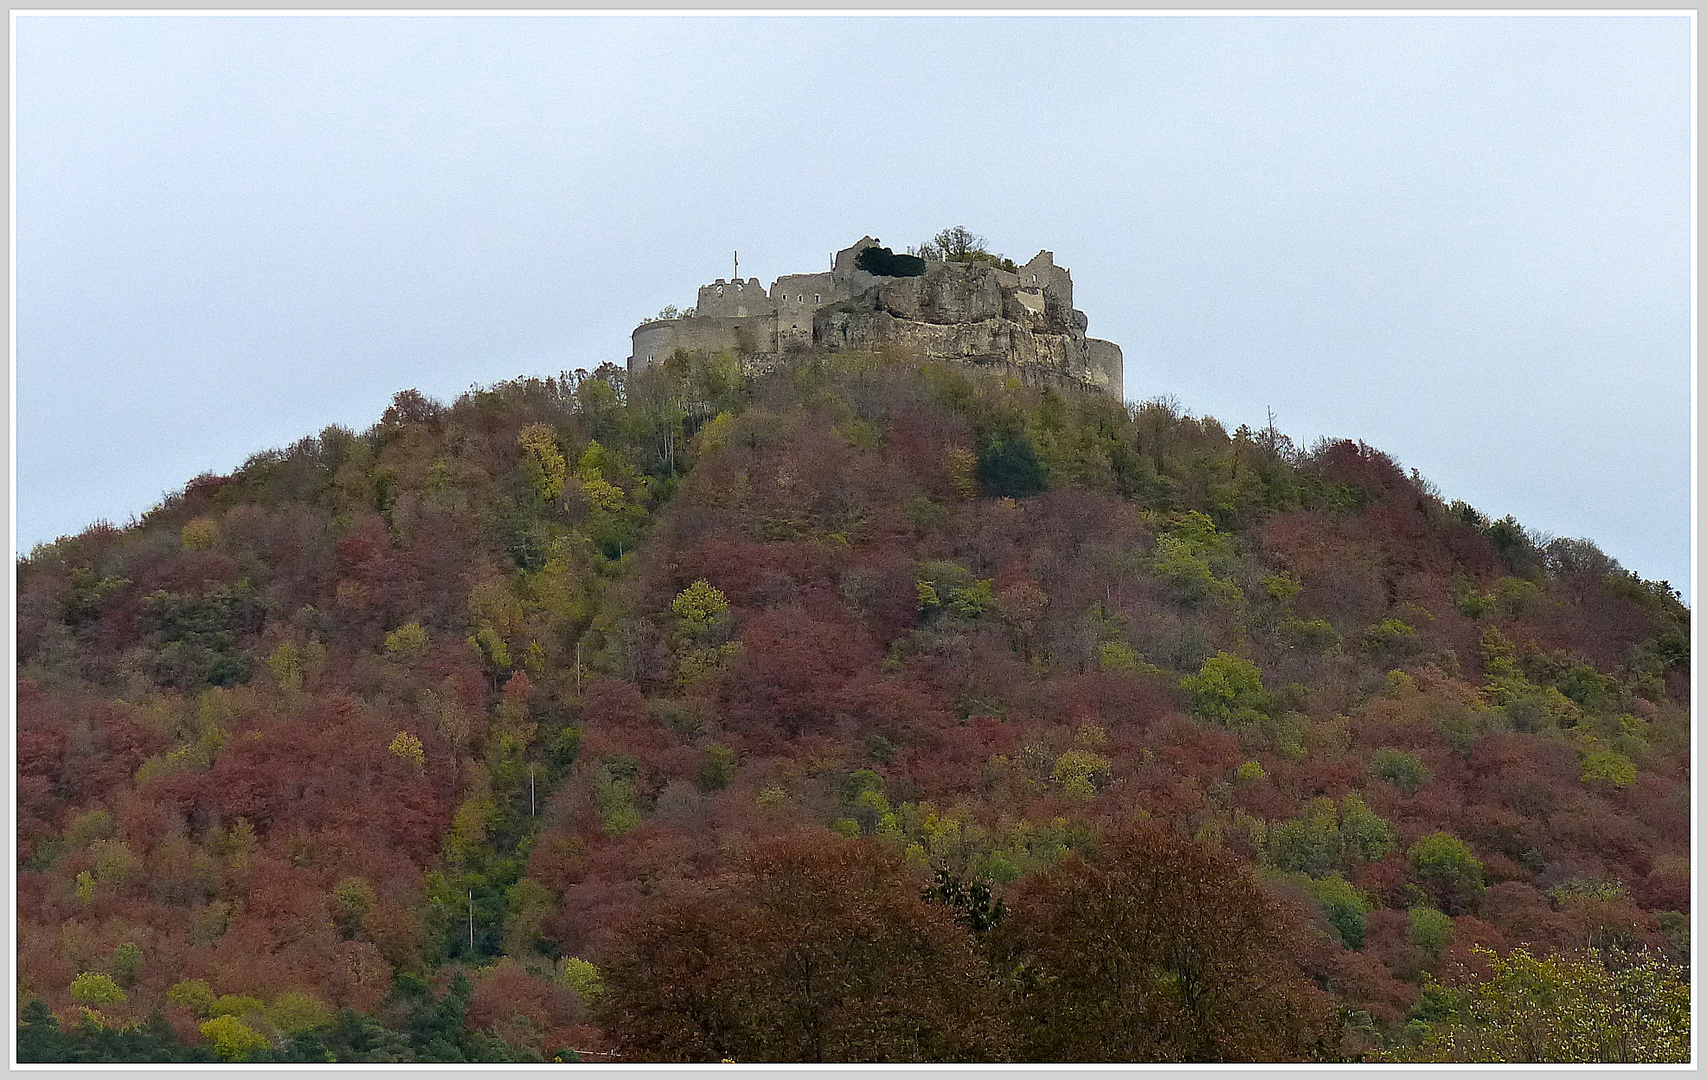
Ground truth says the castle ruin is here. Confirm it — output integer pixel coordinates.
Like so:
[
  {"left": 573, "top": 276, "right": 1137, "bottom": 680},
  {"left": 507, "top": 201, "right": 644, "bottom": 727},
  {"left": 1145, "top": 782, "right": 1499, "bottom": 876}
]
[{"left": 628, "top": 237, "right": 1123, "bottom": 399}]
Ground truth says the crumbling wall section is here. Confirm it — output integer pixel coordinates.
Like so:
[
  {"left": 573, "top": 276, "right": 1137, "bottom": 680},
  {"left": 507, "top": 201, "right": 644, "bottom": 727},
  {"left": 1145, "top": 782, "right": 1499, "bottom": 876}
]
[
  {"left": 695, "top": 278, "right": 774, "bottom": 319},
  {"left": 1019, "top": 250, "right": 1073, "bottom": 311}
]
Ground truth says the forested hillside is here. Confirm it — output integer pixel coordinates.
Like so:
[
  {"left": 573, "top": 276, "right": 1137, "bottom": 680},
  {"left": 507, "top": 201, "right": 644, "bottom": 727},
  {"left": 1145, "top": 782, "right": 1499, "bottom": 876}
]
[{"left": 16, "top": 350, "right": 1691, "bottom": 1062}]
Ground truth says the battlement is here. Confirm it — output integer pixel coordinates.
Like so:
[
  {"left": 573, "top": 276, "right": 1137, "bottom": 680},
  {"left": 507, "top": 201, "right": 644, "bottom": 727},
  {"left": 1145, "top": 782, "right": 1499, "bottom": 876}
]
[
  {"left": 629, "top": 237, "right": 1122, "bottom": 399},
  {"left": 695, "top": 277, "right": 769, "bottom": 319}
]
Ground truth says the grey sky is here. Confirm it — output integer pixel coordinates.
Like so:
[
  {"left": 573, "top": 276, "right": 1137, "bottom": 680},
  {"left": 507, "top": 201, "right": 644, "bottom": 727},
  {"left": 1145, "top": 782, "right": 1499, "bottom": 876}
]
[{"left": 15, "top": 14, "right": 1692, "bottom": 596}]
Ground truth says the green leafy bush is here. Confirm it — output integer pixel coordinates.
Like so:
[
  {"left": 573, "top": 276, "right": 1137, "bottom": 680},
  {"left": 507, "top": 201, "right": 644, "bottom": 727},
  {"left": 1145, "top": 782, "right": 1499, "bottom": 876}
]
[
  {"left": 1580, "top": 749, "right": 1636, "bottom": 789},
  {"left": 1409, "top": 906, "right": 1455, "bottom": 957},
  {"left": 69, "top": 972, "right": 126, "bottom": 1006},
  {"left": 167, "top": 978, "right": 217, "bottom": 1016},
  {"left": 560, "top": 957, "right": 606, "bottom": 1004},
  {"left": 1050, "top": 749, "right": 1110, "bottom": 802},
  {"left": 1264, "top": 795, "right": 1392, "bottom": 878},
  {"left": 1266, "top": 799, "right": 1342, "bottom": 877},
  {"left": 1151, "top": 512, "right": 1241, "bottom": 604},
  {"left": 916, "top": 562, "right": 996, "bottom": 621},
  {"left": 1296, "top": 873, "right": 1371, "bottom": 949},
  {"left": 1371, "top": 747, "right": 1430, "bottom": 792},
  {"left": 671, "top": 579, "right": 729, "bottom": 639},
  {"left": 592, "top": 756, "right": 642, "bottom": 836},
  {"left": 698, "top": 743, "right": 736, "bottom": 791},
  {"left": 1408, "top": 832, "right": 1484, "bottom": 912},
  {"left": 1182, "top": 652, "right": 1271, "bottom": 723},
  {"left": 110, "top": 943, "right": 141, "bottom": 987},
  {"left": 1364, "top": 619, "right": 1417, "bottom": 651},
  {"left": 1339, "top": 793, "right": 1395, "bottom": 862},
  {"left": 265, "top": 991, "right": 332, "bottom": 1035},
  {"left": 383, "top": 621, "right": 429, "bottom": 663},
  {"left": 1392, "top": 948, "right": 1688, "bottom": 1062},
  {"left": 1281, "top": 618, "right": 1339, "bottom": 652},
  {"left": 1098, "top": 641, "right": 1140, "bottom": 672},
  {"left": 199, "top": 1015, "right": 269, "bottom": 1061}
]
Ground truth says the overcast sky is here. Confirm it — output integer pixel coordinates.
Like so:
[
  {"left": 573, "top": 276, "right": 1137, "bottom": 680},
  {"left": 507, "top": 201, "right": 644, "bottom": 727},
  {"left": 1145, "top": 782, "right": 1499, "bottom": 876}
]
[{"left": 15, "top": 14, "right": 1693, "bottom": 597}]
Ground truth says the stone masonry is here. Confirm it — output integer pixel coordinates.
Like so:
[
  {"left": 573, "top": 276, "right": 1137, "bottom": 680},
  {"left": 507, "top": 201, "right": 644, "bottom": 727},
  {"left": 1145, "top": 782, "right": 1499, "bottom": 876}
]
[{"left": 628, "top": 237, "right": 1124, "bottom": 399}]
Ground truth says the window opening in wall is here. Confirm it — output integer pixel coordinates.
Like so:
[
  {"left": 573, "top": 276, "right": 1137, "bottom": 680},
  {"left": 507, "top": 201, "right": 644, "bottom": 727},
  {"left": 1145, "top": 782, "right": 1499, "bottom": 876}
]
[
  {"left": 814, "top": 294, "right": 820, "bottom": 303},
  {"left": 1032, "top": 274, "right": 1038, "bottom": 284},
  {"left": 717, "top": 285, "right": 724, "bottom": 295}
]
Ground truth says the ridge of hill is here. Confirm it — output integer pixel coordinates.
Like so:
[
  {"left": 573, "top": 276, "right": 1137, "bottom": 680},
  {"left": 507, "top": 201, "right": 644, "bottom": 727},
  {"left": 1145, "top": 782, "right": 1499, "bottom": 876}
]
[{"left": 15, "top": 350, "right": 1690, "bottom": 1062}]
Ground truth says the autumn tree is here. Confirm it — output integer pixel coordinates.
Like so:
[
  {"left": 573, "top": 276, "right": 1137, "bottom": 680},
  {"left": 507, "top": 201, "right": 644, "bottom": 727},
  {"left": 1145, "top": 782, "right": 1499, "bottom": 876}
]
[
  {"left": 601, "top": 831, "right": 1009, "bottom": 1062},
  {"left": 993, "top": 822, "right": 1340, "bottom": 1062}
]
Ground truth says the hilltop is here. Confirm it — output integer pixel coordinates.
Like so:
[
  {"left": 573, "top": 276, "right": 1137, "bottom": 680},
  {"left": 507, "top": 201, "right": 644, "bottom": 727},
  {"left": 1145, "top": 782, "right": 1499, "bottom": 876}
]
[{"left": 16, "top": 349, "right": 1690, "bottom": 1062}]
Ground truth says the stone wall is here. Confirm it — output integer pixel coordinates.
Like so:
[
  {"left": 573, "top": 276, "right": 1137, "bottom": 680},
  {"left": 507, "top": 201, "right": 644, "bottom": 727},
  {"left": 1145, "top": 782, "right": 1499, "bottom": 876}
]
[
  {"left": 771, "top": 271, "right": 838, "bottom": 349},
  {"left": 631, "top": 314, "right": 774, "bottom": 366},
  {"left": 771, "top": 272, "right": 836, "bottom": 309},
  {"left": 695, "top": 278, "right": 773, "bottom": 319},
  {"left": 630, "top": 320, "right": 681, "bottom": 369},
  {"left": 1086, "top": 339, "right": 1124, "bottom": 397}
]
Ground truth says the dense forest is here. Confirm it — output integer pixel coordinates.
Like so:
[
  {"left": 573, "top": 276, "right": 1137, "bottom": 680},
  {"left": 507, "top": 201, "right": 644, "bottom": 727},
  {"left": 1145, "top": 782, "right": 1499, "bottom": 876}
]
[{"left": 16, "top": 348, "right": 1691, "bottom": 1062}]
